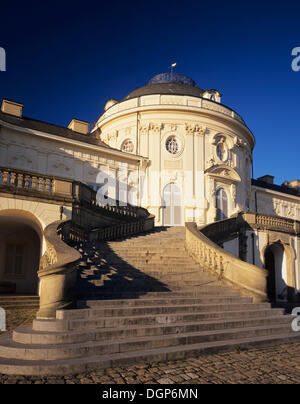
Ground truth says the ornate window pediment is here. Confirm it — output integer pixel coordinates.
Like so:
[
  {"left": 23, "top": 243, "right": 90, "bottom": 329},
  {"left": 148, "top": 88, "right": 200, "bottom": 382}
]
[{"left": 205, "top": 164, "right": 241, "bottom": 183}]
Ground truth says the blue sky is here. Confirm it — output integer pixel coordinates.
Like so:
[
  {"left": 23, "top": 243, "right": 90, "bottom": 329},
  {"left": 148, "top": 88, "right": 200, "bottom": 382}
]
[{"left": 0, "top": 0, "right": 299, "bottom": 184}]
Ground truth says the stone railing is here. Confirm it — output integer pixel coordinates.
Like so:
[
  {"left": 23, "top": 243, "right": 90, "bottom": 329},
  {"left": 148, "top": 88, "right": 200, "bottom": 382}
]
[
  {"left": 253, "top": 213, "right": 299, "bottom": 234},
  {"left": 202, "top": 212, "right": 300, "bottom": 243},
  {"left": 73, "top": 181, "right": 149, "bottom": 221},
  {"left": 38, "top": 220, "right": 81, "bottom": 318},
  {"left": 186, "top": 212, "right": 300, "bottom": 302},
  {"left": 90, "top": 214, "right": 155, "bottom": 242},
  {"left": 185, "top": 222, "right": 268, "bottom": 302},
  {"left": 57, "top": 221, "right": 89, "bottom": 244},
  {"left": 0, "top": 166, "right": 149, "bottom": 224},
  {"left": 0, "top": 167, "right": 73, "bottom": 201},
  {"left": 0, "top": 166, "right": 74, "bottom": 198},
  {"left": 99, "top": 95, "right": 246, "bottom": 126}
]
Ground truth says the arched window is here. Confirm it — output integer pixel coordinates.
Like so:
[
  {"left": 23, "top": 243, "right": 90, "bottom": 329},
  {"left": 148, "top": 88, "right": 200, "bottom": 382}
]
[
  {"left": 216, "top": 141, "right": 228, "bottom": 162},
  {"left": 216, "top": 188, "right": 228, "bottom": 221}
]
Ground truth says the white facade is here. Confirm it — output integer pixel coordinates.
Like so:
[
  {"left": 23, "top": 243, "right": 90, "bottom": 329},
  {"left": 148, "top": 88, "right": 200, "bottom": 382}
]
[
  {"left": 0, "top": 72, "right": 300, "bottom": 300},
  {"left": 93, "top": 76, "right": 256, "bottom": 226}
]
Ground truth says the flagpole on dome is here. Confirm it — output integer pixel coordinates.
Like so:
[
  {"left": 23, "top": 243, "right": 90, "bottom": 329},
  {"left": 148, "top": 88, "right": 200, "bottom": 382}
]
[{"left": 170, "top": 62, "right": 176, "bottom": 78}]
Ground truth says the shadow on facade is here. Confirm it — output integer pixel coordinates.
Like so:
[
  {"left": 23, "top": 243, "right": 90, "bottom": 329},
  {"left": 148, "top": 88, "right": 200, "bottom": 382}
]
[{"left": 265, "top": 242, "right": 300, "bottom": 312}]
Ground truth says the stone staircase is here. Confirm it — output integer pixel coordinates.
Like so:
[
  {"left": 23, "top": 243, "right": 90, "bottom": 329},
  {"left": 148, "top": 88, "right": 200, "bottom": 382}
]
[
  {"left": 0, "top": 226, "right": 299, "bottom": 375},
  {"left": 0, "top": 295, "right": 40, "bottom": 310}
]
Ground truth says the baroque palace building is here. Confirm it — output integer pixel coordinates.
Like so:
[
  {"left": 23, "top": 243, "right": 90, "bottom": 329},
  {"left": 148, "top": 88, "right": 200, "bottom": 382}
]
[
  {"left": 1, "top": 72, "right": 300, "bottom": 374},
  {"left": 0, "top": 72, "right": 300, "bottom": 300}
]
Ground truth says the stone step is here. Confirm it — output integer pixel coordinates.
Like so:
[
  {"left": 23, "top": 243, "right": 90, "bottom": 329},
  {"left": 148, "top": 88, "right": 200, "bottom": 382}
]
[
  {"left": 79, "top": 279, "right": 221, "bottom": 290},
  {"left": 0, "top": 303, "right": 39, "bottom": 310},
  {"left": 0, "top": 323, "right": 294, "bottom": 362},
  {"left": 79, "top": 264, "right": 202, "bottom": 272},
  {"left": 32, "top": 308, "right": 284, "bottom": 332},
  {"left": 76, "top": 285, "right": 239, "bottom": 298},
  {"left": 77, "top": 296, "right": 252, "bottom": 308},
  {"left": 77, "top": 289, "right": 241, "bottom": 299},
  {"left": 105, "top": 242, "right": 186, "bottom": 247},
  {"left": 56, "top": 302, "right": 272, "bottom": 321},
  {"left": 0, "top": 295, "right": 40, "bottom": 309},
  {"left": 1, "top": 331, "right": 300, "bottom": 375},
  {"left": 100, "top": 251, "right": 188, "bottom": 257},
  {"left": 93, "top": 260, "right": 200, "bottom": 266},
  {"left": 79, "top": 271, "right": 214, "bottom": 282},
  {"left": 13, "top": 315, "right": 292, "bottom": 345}
]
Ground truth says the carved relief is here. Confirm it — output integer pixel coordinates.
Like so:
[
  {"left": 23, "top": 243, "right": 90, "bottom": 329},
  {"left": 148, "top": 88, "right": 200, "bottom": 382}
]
[
  {"left": 139, "top": 124, "right": 149, "bottom": 135},
  {"left": 185, "top": 123, "right": 207, "bottom": 136},
  {"left": 231, "top": 184, "right": 236, "bottom": 200},
  {"left": 206, "top": 165, "right": 241, "bottom": 183},
  {"left": 149, "top": 122, "right": 163, "bottom": 133},
  {"left": 264, "top": 197, "right": 300, "bottom": 220},
  {"left": 51, "top": 162, "right": 70, "bottom": 173},
  {"left": 206, "top": 157, "right": 216, "bottom": 169},
  {"left": 102, "top": 130, "right": 118, "bottom": 143},
  {"left": 166, "top": 123, "right": 177, "bottom": 132},
  {"left": 10, "top": 153, "right": 34, "bottom": 169},
  {"left": 234, "top": 136, "right": 247, "bottom": 148}
]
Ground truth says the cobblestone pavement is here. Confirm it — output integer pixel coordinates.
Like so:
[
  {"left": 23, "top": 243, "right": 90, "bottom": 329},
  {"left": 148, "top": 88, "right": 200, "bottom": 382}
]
[
  {"left": 0, "top": 342, "right": 300, "bottom": 384},
  {"left": 1, "top": 309, "right": 300, "bottom": 384},
  {"left": 0, "top": 308, "right": 37, "bottom": 335}
]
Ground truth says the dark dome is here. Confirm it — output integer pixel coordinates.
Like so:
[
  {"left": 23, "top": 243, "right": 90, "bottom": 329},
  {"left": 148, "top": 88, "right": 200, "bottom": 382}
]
[
  {"left": 123, "top": 72, "right": 204, "bottom": 101},
  {"left": 148, "top": 72, "right": 196, "bottom": 86}
]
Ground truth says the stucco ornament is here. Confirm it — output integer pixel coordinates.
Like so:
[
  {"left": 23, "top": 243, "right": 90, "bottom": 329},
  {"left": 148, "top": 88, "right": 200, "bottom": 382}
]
[
  {"left": 185, "top": 123, "right": 207, "bottom": 136},
  {"left": 102, "top": 130, "right": 118, "bottom": 144},
  {"left": 149, "top": 122, "right": 163, "bottom": 133}
]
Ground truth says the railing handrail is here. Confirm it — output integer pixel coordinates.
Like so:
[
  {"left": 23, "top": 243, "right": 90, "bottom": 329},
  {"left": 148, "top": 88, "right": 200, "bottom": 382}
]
[
  {"left": 0, "top": 165, "right": 73, "bottom": 183},
  {"left": 39, "top": 220, "right": 81, "bottom": 274},
  {"left": 0, "top": 166, "right": 149, "bottom": 221},
  {"left": 202, "top": 212, "right": 300, "bottom": 241},
  {"left": 185, "top": 222, "right": 268, "bottom": 302},
  {"left": 90, "top": 214, "right": 155, "bottom": 242},
  {"left": 37, "top": 220, "right": 82, "bottom": 318}
]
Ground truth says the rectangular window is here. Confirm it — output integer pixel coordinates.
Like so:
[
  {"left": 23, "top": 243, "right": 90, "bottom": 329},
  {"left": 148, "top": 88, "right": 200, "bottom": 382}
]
[{"left": 5, "top": 243, "right": 25, "bottom": 276}]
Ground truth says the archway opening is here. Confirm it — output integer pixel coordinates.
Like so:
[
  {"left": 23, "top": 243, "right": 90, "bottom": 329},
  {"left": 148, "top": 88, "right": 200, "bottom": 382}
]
[
  {"left": 264, "top": 243, "right": 287, "bottom": 302},
  {"left": 0, "top": 212, "right": 42, "bottom": 294},
  {"left": 162, "top": 183, "right": 182, "bottom": 226}
]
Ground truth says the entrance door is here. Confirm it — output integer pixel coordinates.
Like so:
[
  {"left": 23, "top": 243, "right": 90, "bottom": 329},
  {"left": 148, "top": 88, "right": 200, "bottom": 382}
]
[
  {"left": 162, "top": 183, "right": 182, "bottom": 226},
  {"left": 264, "top": 243, "right": 286, "bottom": 302},
  {"left": 265, "top": 247, "right": 276, "bottom": 301}
]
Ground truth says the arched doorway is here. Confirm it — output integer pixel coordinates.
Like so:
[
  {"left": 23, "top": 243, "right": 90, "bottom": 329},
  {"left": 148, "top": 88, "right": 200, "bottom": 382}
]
[
  {"left": 162, "top": 183, "right": 182, "bottom": 226},
  {"left": 264, "top": 243, "right": 287, "bottom": 302},
  {"left": 0, "top": 211, "right": 42, "bottom": 294},
  {"left": 216, "top": 188, "right": 228, "bottom": 221}
]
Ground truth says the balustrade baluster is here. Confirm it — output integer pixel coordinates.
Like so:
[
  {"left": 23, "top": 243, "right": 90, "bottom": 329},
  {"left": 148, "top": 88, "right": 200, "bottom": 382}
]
[
  {"left": 45, "top": 178, "right": 51, "bottom": 192},
  {"left": 24, "top": 175, "right": 30, "bottom": 189},
  {"left": 16, "top": 173, "right": 23, "bottom": 188},
  {"left": 32, "top": 176, "right": 37, "bottom": 190},
  {"left": 38, "top": 177, "right": 44, "bottom": 191},
  {"left": 3, "top": 171, "right": 8, "bottom": 185},
  {"left": 10, "top": 172, "right": 16, "bottom": 186}
]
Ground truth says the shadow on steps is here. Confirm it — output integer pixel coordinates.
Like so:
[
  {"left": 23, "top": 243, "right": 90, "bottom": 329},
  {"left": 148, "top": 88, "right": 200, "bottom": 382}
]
[{"left": 74, "top": 240, "right": 172, "bottom": 303}]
